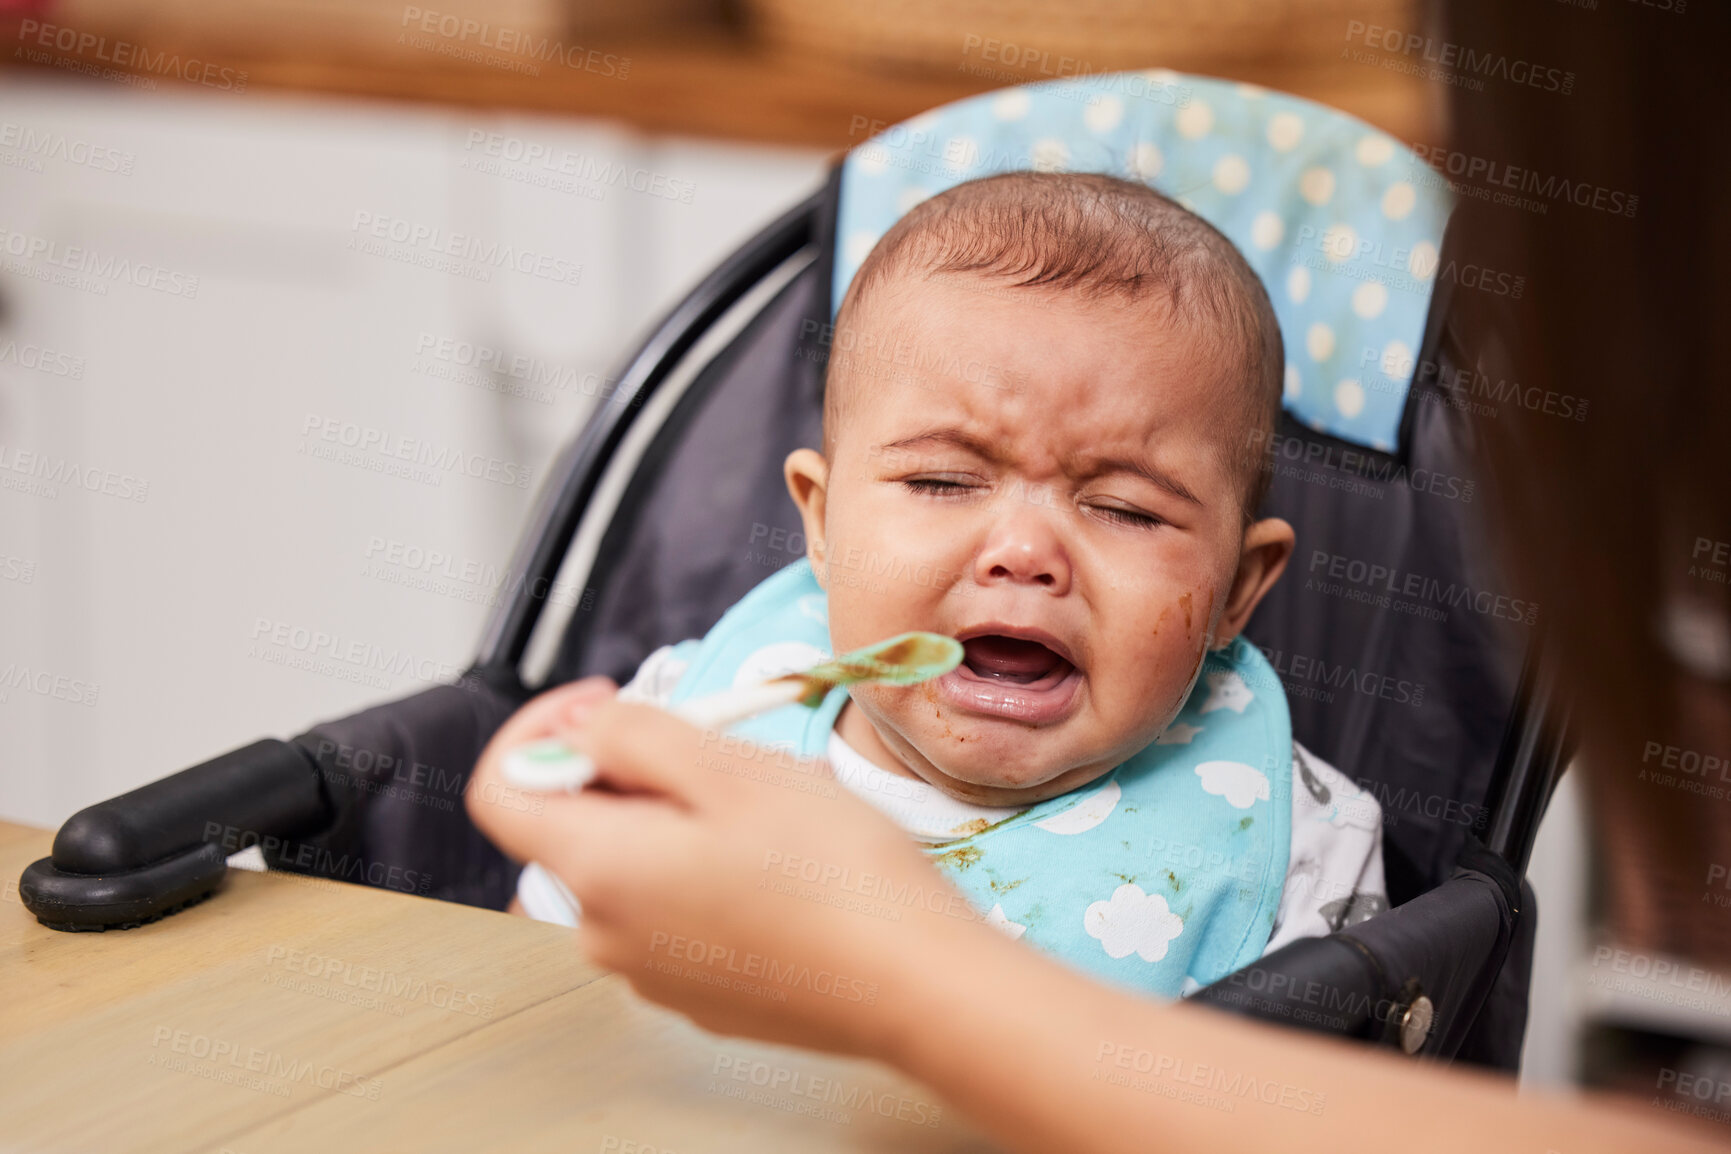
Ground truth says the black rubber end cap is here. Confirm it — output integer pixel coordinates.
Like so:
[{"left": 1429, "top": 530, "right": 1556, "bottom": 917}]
[{"left": 19, "top": 842, "right": 228, "bottom": 932}]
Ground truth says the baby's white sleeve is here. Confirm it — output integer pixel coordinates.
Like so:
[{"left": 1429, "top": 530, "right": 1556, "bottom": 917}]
[
  {"left": 514, "top": 641, "right": 697, "bottom": 925},
  {"left": 1260, "top": 741, "right": 1388, "bottom": 957}
]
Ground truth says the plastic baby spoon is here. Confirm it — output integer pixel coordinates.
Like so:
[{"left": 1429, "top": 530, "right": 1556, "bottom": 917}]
[{"left": 500, "top": 631, "right": 963, "bottom": 794}]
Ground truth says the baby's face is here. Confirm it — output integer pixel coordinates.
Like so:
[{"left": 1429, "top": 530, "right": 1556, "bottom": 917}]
[{"left": 790, "top": 273, "right": 1289, "bottom": 807}]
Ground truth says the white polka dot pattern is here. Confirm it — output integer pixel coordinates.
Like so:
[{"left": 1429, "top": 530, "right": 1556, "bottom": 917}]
[
  {"left": 1213, "top": 154, "right": 1251, "bottom": 195},
  {"left": 1251, "top": 210, "right": 1283, "bottom": 251},
  {"left": 1382, "top": 182, "right": 1417, "bottom": 220},
  {"left": 1352, "top": 281, "right": 1388, "bottom": 319},
  {"left": 1306, "top": 323, "right": 1336, "bottom": 361},
  {"left": 1084, "top": 95, "right": 1124, "bottom": 134},
  {"left": 1299, "top": 166, "right": 1336, "bottom": 206},
  {"left": 993, "top": 90, "right": 1031, "bottom": 121},
  {"left": 834, "top": 72, "right": 1453, "bottom": 451},
  {"left": 1267, "top": 112, "right": 1304, "bottom": 152}
]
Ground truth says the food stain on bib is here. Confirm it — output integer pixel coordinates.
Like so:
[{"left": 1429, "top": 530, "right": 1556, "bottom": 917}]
[{"left": 935, "top": 844, "right": 983, "bottom": 871}]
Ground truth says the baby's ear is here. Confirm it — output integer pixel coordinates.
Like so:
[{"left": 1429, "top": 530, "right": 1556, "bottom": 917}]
[
  {"left": 1212, "top": 517, "right": 1296, "bottom": 648},
  {"left": 782, "top": 448, "right": 831, "bottom": 580}
]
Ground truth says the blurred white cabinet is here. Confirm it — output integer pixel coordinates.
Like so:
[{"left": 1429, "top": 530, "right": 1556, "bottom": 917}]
[{"left": 0, "top": 76, "right": 826, "bottom": 826}]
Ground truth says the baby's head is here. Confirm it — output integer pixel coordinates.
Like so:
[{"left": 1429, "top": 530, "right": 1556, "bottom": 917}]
[{"left": 784, "top": 171, "right": 1294, "bottom": 807}]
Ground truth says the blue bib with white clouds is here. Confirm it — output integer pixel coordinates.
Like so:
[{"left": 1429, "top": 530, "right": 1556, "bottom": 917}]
[{"left": 667, "top": 559, "right": 1292, "bottom": 998}]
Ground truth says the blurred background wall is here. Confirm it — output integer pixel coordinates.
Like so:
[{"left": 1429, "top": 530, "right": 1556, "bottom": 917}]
[{"left": 0, "top": 0, "right": 1592, "bottom": 1095}]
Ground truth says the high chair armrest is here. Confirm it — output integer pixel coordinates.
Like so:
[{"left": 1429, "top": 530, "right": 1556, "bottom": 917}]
[
  {"left": 19, "top": 738, "right": 332, "bottom": 931},
  {"left": 47, "top": 738, "right": 330, "bottom": 874},
  {"left": 1192, "top": 839, "right": 1523, "bottom": 1063},
  {"left": 18, "top": 671, "right": 528, "bottom": 931}
]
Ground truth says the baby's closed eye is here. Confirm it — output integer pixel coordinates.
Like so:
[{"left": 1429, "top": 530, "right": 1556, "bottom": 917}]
[
  {"left": 903, "top": 477, "right": 1164, "bottom": 529},
  {"left": 902, "top": 477, "right": 975, "bottom": 496},
  {"left": 1080, "top": 500, "right": 1164, "bottom": 529}
]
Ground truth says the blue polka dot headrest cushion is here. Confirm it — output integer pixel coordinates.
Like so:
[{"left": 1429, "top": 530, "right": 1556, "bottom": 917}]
[{"left": 835, "top": 70, "right": 1453, "bottom": 453}]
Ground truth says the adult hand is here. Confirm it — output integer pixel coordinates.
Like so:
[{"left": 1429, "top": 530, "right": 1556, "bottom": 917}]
[{"left": 466, "top": 694, "right": 991, "bottom": 1057}]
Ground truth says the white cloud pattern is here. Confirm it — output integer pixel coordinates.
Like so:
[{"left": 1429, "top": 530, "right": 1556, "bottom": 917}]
[
  {"left": 1195, "top": 760, "right": 1270, "bottom": 809},
  {"left": 1085, "top": 883, "right": 1185, "bottom": 962},
  {"left": 985, "top": 904, "right": 1028, "bottom": 940},
  {"left": 1200, "top": 671, "right": 1254, "bottom": 714},
  {"left": 1155, "top": 723, "right": 1203, "bottom": 746},
  {"left": 1032, "top": 779, "right": 1121, "bottom": 835}
]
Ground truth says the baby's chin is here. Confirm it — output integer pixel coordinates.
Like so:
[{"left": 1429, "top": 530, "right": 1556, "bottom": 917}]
[
  {"left": 899, "top": 726, "right": 1103, "bottom": 805},
  {"left": 866, "top": 691, "right": 1173, "bottom": 806}
]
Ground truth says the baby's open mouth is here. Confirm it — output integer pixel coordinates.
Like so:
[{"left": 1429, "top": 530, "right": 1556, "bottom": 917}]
[
  {"left": 959, "top": 635, "right": 1075, "bottom": 685},
  {"left": 938, "top": 629, "right": 1084, "bottom": 724}
]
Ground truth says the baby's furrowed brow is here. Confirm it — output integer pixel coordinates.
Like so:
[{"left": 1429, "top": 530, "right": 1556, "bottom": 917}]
[
  {"left": 1082, "top": 456, "right": 1204, "bottom": 507},
  {"left": 878, "top": 427, "right": 999, "bottom": 461}
]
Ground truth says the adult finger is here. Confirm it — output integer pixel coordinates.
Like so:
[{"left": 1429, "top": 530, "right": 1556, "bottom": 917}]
[
  {"left": 501, "top": 676, "right": 618, "bottom": 740},
  {"left": 466, "top": 676, "right": 618, "bottom": 852},
  {"left": 476, "top": 676, "right": 618, "bottom": 783},
  {"left": 466, "top": 761, "right": 687, "bottom": 889},
  {"left": 572, "top": 700, "right": 733, "bottom": 809}
]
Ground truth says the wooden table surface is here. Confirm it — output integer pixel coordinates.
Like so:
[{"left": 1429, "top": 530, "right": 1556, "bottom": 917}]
[{"left": 0, "top": 821, "right": 995, "bottom": 1153}]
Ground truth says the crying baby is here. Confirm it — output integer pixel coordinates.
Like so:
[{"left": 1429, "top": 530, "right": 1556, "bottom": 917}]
[{"left": 494, "top": 171, "right": 1387, "bottom": 998}]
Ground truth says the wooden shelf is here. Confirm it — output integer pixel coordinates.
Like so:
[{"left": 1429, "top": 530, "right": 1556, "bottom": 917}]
[{"left": 0, "top": 18, "right": 1439, "bottom": 152}]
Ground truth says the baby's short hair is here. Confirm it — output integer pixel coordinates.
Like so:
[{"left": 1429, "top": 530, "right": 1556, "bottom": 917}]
[{"left": 826, "top": 171, "right": 1283, "bottom": 518}]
